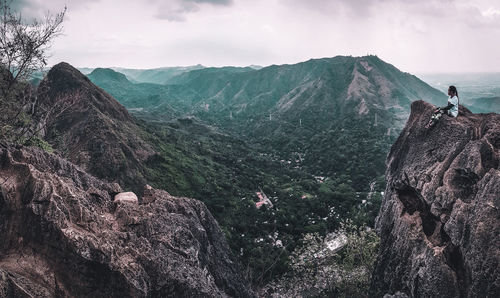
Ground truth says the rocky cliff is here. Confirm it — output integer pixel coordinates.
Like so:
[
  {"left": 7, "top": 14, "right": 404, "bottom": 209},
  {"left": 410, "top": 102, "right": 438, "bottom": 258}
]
[
  {"left": 0, "top": 146, "right": 253, "bottom": 297},
  {"left": 371, "top": 100, "right": 499, "bottom": 297}
]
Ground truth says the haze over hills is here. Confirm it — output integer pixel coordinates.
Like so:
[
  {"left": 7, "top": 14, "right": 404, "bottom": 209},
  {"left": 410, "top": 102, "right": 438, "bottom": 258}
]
[
  {"left": 418, "top": 72, "right": 500, "bottom": 98},
  {"left": 112, "top": 65, "right": 205, "bottom": 84},
  {"left": 463, "top": 96, "right": 500, "bottom": 113},
  {"left": 418, "top": 72, "right": 500, "bottom": 113}
]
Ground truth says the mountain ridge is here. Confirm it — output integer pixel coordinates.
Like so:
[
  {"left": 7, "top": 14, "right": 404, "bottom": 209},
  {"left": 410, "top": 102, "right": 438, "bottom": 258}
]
[{"left": 36, "top": 62, "right": 156, "bottom": 193}]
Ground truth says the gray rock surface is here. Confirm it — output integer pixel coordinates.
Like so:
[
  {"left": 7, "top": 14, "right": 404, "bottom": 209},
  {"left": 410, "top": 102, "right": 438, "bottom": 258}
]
[
  {"left": 0, "top": 146, "right": 253, "bottom": 297},
  {"left": 370, "top": 100, "right": 499, "bottom": 297}
]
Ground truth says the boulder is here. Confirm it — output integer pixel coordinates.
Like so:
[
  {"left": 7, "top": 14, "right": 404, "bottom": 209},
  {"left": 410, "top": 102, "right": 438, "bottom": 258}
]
[{"left": 114, "top": 192, "right": 138, "bottom": 204}]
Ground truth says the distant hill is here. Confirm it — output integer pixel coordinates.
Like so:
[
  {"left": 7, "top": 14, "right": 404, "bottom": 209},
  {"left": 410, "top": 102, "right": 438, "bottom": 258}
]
[
  {"left": 87, "top": 67, "right": 187, "bottom": 119},
  {"left": 165, "top": 66, "right": 256, "bottom": 85},
  {"left": 88, "top": 67, "right": 131, "bottom": 84},
  {"left": 418, "top": 72, "right": 500, "bottom": 107},
  {"left": 113, "top": 65, "right": 205, "bottom": 84},
  {"left": 462, "top": 96, "right": 500, "bottom": 113}
]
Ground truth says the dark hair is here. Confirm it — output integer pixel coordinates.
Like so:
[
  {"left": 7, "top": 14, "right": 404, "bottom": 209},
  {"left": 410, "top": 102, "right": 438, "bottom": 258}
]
[{"left": 449, "top": 85, "right": 458, "bottom": 98}]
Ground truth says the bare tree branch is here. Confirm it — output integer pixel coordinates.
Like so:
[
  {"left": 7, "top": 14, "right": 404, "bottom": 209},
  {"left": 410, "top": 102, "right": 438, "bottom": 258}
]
[{"left": 0, "top": 0, "right": 65, "bottom": 145}]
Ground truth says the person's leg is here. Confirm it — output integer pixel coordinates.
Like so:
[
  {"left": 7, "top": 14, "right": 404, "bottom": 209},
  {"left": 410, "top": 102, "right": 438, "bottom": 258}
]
[{"left": 427, "top": 111, "right": 442, "bottom": 128}]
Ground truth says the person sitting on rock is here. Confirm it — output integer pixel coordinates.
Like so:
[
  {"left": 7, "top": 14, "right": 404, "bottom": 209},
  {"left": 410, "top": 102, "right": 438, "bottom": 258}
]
[{"left": 428, "top": 85, "right": 459, "bottom": 127}]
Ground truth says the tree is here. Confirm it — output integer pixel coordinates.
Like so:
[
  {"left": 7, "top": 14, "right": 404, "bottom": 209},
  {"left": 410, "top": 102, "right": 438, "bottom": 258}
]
[
  {"left": 0, "top": 0, "right": 65, "bottom": 144},
  {"left": 260, "top": 221, "right": 379, "bottom": 297},
  {"left": 0, "top": 0, "right": 65, "bottom": 83}
]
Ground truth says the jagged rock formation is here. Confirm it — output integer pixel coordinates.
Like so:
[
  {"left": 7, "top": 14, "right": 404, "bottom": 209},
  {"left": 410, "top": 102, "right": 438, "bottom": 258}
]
[
  {"left": 36, "top": 62, "right": 155, "bottom": 193},
  {"left": 371, "top": 101, "right": 499, "bottom": 297},
  {"left": 0, "top": 146, "right": 253, "bottom": 297}
]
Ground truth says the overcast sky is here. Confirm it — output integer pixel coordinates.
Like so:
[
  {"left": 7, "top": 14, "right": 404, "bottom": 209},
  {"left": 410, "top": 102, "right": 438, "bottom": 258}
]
[{"left": 15, "top": 0, "right": 500, "bottom": 73}]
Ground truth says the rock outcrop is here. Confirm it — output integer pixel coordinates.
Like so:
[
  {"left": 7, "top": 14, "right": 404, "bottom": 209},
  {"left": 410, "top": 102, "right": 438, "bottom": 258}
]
[
  {"left": 0, "top": 146, "right": 253, "bottom": 297},
  {"left": 371, "top": 101, "right": 499, "bottom": 297}
]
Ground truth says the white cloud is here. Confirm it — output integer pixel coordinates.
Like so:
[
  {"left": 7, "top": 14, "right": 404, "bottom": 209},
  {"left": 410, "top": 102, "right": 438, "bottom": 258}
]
[
  {"left": 11, "top": 0, "right": 500, "bottom": 72},
  {"left": 482, "top": 7, "right": 500, "bottom": 17},
  {"left": 149, "top": 0, "right": 233, "bottom": 21}
]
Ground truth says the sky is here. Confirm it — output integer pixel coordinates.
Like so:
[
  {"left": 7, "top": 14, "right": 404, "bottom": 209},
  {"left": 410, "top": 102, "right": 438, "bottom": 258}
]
[{"left": 13, "top": 0, "right": 500, "bottom": 73}]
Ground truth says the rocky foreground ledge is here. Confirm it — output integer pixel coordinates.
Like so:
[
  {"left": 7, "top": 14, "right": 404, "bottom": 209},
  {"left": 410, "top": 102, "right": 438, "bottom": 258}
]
[
  {"left": 371, "top": 101, "right": 499, "bottom": 297},
  {"left": 0, "top": 146, "right": 253, "bottom": 297}
]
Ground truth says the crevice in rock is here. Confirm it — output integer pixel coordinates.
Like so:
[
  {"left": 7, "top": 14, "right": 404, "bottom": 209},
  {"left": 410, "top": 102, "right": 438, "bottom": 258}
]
[
  {"left": 395, "top": 184, "right": 448, "bottom": 246},
  {"left": 396, "top": 185, "right": 423, "bottom": 216},
  {"left": 435, "top": 134, "right": 471, "bottom": 189},
  {"left": 450, "top": 169, "right": 479, "bottom": 203},
  {"left": 444, "top": 244, "right": 470, "bottom": 298},
  {"left": 479, "top": 141, "right": 499, "bottom": 172},
  {"left": 395, "top": 183, "right": 472, "bottom": 297}
]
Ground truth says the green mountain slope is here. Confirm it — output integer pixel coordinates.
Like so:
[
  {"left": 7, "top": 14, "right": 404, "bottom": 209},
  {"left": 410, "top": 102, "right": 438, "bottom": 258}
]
[
  {"left": 462, "top": 96, "right": 500, "bottom": 113},
  {"left": 90, "top": 55, "right": 446, "bottom": 189},
  {"left": 87, "top": 68, "right": 190, "bottom": 119}
]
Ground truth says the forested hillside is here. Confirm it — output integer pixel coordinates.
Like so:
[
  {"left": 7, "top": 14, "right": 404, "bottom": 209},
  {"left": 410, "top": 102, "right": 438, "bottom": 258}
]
[{"left": 85, "top": 55, "right": 448, "bottom": 284}]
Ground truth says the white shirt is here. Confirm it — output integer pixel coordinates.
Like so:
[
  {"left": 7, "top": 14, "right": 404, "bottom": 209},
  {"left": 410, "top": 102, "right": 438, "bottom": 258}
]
[{"left": 448, "top": 95, "right": 459, "bottom": 117}]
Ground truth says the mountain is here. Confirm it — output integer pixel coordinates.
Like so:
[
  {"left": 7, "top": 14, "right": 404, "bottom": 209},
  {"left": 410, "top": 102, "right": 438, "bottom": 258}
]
[
  {"left": 371, "top": 101, "right": 499, "bottom": 297},
  {"left": 179, "top": 56, "right": 446, "bottom": 181},
  {"left": 112, "top": 65, "right": 205, "bottom": 84},
  {"left": 36, "top": 63, "right": 156, "bottom": 193},
  {"left": 0, "top": 145, "right": 254, "bottom": 297},
  {"left": 417, "top": 72, "right": 500, "bottom": 101},
  {"left": 165, "top": 66, "right": 256, "bottom": 85},
  {"left": 88, "top": 67, "right": 131, "bottom": 84},
  {"left": 178, "top": 56, "right": 446, "bottom": 129},
  {"left": 86, "top": 68, "right": 189, "bottom": 120},
  {"left": 89, "top": 55, "right": 447, "bottom": 189},
  {"left": 462, "top": 96, "right": 500, "bottom": 113}
]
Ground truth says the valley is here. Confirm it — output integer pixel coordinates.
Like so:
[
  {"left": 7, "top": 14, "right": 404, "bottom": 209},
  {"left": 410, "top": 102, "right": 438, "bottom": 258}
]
[
  {"left": 2, "top": 0, "right": 499, "bottom": 295},
  {"left": 83, "top": 55, "right": 447, "bottom": 284}
]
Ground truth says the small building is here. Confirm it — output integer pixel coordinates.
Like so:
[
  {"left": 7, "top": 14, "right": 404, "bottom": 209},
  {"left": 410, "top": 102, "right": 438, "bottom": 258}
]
[{"left": 255, "top": 189, "right": 273, "bottom": 209}]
